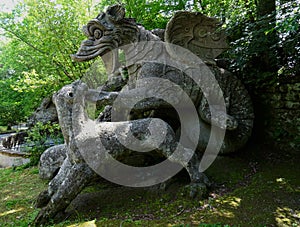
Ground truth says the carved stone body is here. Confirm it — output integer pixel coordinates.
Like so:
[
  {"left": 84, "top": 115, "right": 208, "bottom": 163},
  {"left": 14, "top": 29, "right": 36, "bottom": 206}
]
[
  {"left": 33, "top": 81, "right": 208, "bottom": 225},
  {"left": 33, "top": 5, "right": 254, "bottom": 225},
  {"left": 27, "top": 97, "right": 58, "bottom": 127},
  {"left": 39, "top": 144, "right": 67, "bottom": 180},
  {"left": 72, "top": 5, "right": 254, "bottom": 154}
]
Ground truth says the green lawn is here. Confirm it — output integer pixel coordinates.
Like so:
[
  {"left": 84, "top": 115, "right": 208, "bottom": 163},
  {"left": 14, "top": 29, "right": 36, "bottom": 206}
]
[{"left": 0, "top": 145, "right": 299, "bottom": 227}]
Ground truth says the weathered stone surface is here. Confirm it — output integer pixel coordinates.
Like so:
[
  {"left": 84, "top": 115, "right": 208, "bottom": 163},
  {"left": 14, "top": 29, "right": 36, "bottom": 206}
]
[
  {"left": 254, "top": 80, "right": 300, "bottom": 153},
  {"left": 151, "top": 28, "right": 165, "bottom": 41},
  {"left": 33, "top": 82, "right": 98, "bottom": 225},
  {"left": 39, "top": 144, "right": 67, "bottom": 180},
  {"left": 165, "top": 12, "right": 228, "bottom": 64},
  {"left": 34, "top": 80, "right": 209, "bottom": 225},
  {"left": 34, "top": 5, "right": 254, "bottom": 225},
  {"left": 73, "top": 5, "right": 254, "bottom": 154},
  {"left": 27, "top": 97, "right": 58, "bottom": 126}
]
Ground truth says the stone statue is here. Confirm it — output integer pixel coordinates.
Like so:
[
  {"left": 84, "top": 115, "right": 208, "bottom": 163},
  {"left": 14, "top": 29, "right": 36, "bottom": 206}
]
[
  {"left": 27, "top": 97, "right": 58, "bottom": 127},
  {"left": 33, "top": 5, "right": 254, "bottom": 225}
]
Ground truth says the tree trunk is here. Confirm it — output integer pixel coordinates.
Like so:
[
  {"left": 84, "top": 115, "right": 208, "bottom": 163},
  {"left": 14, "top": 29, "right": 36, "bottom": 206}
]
[{"left": 257, "top": 0, "right": 275, "bottom": 17}]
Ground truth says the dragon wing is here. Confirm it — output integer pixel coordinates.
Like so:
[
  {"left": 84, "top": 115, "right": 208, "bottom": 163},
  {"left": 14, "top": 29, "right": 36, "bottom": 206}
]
[{"left": 165, "top": 11, "right": 228, "bottom": 64}]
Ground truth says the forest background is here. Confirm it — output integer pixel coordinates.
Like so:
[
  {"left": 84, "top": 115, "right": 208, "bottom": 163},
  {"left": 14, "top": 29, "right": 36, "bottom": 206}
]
[{"left": 0, "top": 0, "right": 299, "bottom": 127}]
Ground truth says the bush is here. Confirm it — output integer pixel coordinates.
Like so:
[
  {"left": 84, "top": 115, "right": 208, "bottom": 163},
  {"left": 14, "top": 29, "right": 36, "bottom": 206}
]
[
  {"left": 226, "top": 0, "right": 300, "bottom": 88},
  {"left": 276, "top": 1, "right": 300, "bottom": 77},
  {"left": 25, "top": 122, "right": 63, "bottom": 166}
]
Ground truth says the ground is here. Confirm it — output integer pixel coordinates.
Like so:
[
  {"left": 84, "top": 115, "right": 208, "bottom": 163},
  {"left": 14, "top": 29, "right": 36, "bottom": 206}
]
[{"left": 0, "top": 143, "right": 299, "bottom": 227}]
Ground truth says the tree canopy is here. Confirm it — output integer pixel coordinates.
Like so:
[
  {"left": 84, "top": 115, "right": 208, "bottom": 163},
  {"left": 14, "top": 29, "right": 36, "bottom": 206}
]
[
  {"left": 0, "top": 0, "right": 96, "bottom": 124},
  {"left": 0, "top": 0, "right": 299, "bottom": 125}
]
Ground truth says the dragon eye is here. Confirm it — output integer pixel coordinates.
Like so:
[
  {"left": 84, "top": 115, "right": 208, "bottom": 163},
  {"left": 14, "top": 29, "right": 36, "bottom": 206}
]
[{"left": 94, "top": 29, "right": 103, "bottom": 39}]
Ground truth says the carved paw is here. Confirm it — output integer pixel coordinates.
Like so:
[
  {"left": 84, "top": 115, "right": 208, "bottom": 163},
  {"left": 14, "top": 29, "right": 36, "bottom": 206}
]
[
  {"left": 31, "top": 207, "right": 50, "bottom": 226},
  {"left": 183, "top": 182, "right": 208, "bottom": 198},
  {"left": 35, "top": 190, "right": 50, "bottom": 208}
]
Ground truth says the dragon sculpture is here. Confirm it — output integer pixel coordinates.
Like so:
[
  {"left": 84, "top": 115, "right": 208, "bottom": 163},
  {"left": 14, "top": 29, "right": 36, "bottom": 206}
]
[{"left": 33, "top": 5, "right": 254, "bottom": 225}]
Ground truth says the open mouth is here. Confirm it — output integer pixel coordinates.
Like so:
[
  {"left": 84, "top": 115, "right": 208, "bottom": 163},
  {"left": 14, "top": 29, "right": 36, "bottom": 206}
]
[
  {"left": 71, "top": 39, "right": 114, "bottom": 62},
  {"left": 71, "top": 38, "right": 120, "bottom": 74}
]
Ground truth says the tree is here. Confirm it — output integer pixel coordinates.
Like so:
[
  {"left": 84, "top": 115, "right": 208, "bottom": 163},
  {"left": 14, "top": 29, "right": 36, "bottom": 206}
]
[
  {"left": 255, "top": 0, "right": 277, "bottom": 72},
  {"left": 95, "top": 0, "right": 191, "bottom": 29},
  {"left": 276, "top": 1, "right": 300, "bottom": 76},
  {"left": 0, "top": 0, "right": 298, "bottom": 126},
  {"left": 0, "top": 0, "right": 202, "bottom": 125},
  {"left": 0, "top": 0, "right": 100, "bottom": 124}
]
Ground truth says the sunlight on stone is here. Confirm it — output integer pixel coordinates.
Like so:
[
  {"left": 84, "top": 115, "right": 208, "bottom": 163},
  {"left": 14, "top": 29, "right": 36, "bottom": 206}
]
[
  {"left": 0, "top": 208, "right": 23, "bottom": 217},
  {"left": 67, "top": 220, "right": 96, "bottom": 227},
  {"left": 275, "top": 207, "right": 300, "bottom": 227}
]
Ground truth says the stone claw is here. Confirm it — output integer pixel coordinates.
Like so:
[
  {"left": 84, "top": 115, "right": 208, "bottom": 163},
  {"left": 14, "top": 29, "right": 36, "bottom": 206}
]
[
  {"left": 35, "top": 190, "right": 50, "bottom": 208},
  {"left": 183, "top": 182, "right": 208, "bottom": 198},
  {"left": 31, "top": 207, "right": 50, "bottom": 226}
]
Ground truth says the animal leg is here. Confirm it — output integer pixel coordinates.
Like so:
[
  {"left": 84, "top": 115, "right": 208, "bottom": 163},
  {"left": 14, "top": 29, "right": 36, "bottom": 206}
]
[
  {"left": 36, "top": 157, "right": 72, "bottom": 208},
  {"left": 184, "top": 151, "right": 210, "bottom": 198},
  {"left": 33, "top": 162, "right": 96, "bottom": 226}
]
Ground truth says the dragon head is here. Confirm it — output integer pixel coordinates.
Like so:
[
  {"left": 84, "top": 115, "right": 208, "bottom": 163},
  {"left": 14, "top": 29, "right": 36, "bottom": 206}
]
[{"left": 72, "top": 5, "right": 138, "bottom": 73}]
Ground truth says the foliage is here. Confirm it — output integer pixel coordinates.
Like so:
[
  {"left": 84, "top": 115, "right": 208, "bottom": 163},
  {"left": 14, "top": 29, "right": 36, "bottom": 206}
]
[
  {"left": 170, "top": 0, "right": 299, "bottom": 88},
  {"left": 95, "top": 0, "right": 195, "bottom": 30},
  {"left": 0, "top": 125, "right": 7, "bottom": 132},
  {"left": 25, "top": 122, "right": 63, "bottom": 166},
  {"left": 224, "top": 0, "right": 299, "bottom": 87},
  {"left": 0, "top": 0, "right": 100, "bottom": 125},
  {"left": 197, "top": 0, "right": 257, "bottom": 23},
  {"left": 276, "top": 1, "right": 300, "bottom": 76},
  {"left": 0, "top": 78, "right": 27, "bottom": 125},
  {"left": 0, "top": 0, "right": 94, "bottom": 81},
  {"left": 227, "top": 12, "right": 279, "bottom": 87},
  {"left": 0, "top": 0, "right": 299, "bottom": 126}
]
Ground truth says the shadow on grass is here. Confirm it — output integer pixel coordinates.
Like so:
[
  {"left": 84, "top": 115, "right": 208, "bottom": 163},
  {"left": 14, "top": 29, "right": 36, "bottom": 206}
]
[{"left": 0, "top": 143, "right": 299, "bottom": 227}]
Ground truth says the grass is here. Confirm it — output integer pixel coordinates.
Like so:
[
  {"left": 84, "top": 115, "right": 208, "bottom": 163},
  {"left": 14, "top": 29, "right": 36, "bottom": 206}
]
[
  {"left": 0, "top": 166, "right": 47, "bottom": 227},
  {"left": 0, "top": 144, "right": 299, "bottom": 227}
]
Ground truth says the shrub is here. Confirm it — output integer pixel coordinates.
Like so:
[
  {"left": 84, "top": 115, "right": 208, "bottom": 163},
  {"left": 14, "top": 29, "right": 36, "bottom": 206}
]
[{"left": 25, "top": 122, "right": 63, "bottom": 166}]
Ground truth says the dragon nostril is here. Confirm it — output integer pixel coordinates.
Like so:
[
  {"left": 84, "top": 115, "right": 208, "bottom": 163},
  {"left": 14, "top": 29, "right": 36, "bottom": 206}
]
[{"left": 68, "top": 92, "right": 74, "bottom": 98}]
